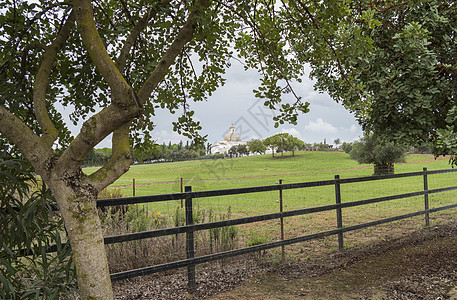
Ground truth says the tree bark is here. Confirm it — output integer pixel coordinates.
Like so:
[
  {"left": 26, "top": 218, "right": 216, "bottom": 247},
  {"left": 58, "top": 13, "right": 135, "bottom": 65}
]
[{"left": 49, "top": 179, "right": 113, "bottom": 300}]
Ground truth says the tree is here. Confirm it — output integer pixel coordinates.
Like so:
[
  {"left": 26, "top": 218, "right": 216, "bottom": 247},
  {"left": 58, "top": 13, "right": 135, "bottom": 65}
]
[
  {"left": 349, "top": 134, "right": 406, "bottom": 175},
  {"left": 341, "top": 142, "right": 353, "bottom": 154},
  {"left": 263, "top": 134, "right": 281, "bottom": 158},
  {"left": 0, "top": 1, "right": 363, "bottom": 298},
  {"left": 83, "top": 148, "right": 112, "bottom": 167},
  {"left": 302, "top": 1, "right": 457, "bottom": 166},
  {"left": 228, "top": 145, "right": 238, "bottom": 158},
  {"left": 247, "top": 139, "right": 266, "bottom": 155},
  {"left": 237, "top": 144, "right": 249, "bottom": 156},
  {"left": 285, "top": 135, "right": 304, "bottom": 156},
  {"left": 264, "top": 133, "right": 303, "bottom": 157},
  {"left": 333, "top": 138, "right": 341, "bottom": 149}
]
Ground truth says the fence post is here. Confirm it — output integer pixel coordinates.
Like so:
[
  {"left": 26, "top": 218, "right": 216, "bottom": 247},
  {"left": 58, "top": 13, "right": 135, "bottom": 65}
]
[
  {"left": 133, "top": 178, "right": 136, "bottom": 197},
  {"left": 279, "top": 179, "right": 285, "bottom": 264},
  {"left": 181, "top": 178, "right": 183, "bottom": 209},
  {"left": 185, "top": 186, "right": 196, "bottom": 293},
  {"left": 423, "top": 167, "right": 430, "bottom": 227},
  {"left": 334, "top": 175, "right": 344, "bottom": 251}
]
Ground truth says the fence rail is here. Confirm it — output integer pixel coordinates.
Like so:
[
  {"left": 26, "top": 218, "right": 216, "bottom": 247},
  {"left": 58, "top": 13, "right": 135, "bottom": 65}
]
[
  {"left": 97, "top": 167, "right": 457, "bottom": 292},
  {"left": 26, "top": 168, "right": 457, "bottom": 292}
]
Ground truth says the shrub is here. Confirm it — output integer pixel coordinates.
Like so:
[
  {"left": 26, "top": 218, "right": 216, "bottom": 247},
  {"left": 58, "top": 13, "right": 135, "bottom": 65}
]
[
  {"left": 0, "top": 158, "right": 76, "bottom": 299},
  {"left": 349, "top": 133, "right": 406, "bottom": 175}
]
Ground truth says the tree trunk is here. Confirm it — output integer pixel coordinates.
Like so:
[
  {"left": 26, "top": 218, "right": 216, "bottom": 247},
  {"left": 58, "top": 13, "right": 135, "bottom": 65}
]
[
  {"left": 51, "top": 182, "right": 113, "bottom": 300},
  {"left": 373, "top": 163, "right": 394, "bottom": 176}
]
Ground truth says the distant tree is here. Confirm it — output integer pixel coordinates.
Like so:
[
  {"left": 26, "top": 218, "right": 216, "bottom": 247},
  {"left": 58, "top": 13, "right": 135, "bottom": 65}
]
[
  {"left": 160, "top": 143, "right": 170, "bottom": 161},
  {"left": 334, "top": 138, "right": 341, "bottom": 148},
  {"left": 301, "top": 143, "right": 312, "bottom": 151},
  {"left": 349, "top": 134, "right": 406, "bottom": 175},
  {"left": 341, "top": 142, "right": 353, "bottom": 154},
  {"left": 237, "top": 144, "right": 249, "bottom": 156},
  {"left": 286, "top": 135, "right": 305, "bottom": 156},
  {"left": 168, "top": 149, "right": 198, "bottom": 161},
  {"left": 247, "top": 139, "right": 267, "bottom": 155},
  {"left": 264, "top": 134, "right": 287, "bottom": 157},
  {"left": 263, "top": 135, "right": 279, "bottom": 157},
  {"left": 83, "top": 148, "right": 111, "bottom": 167},
  {"left": 264, "top": 133, "right": 302, "bottom": 157},
  {"left": 228, "top": 145, "right": 238, "bottom": 158},
  {"left": 313, "top": 142, "right": 331, "bottom": 151}
]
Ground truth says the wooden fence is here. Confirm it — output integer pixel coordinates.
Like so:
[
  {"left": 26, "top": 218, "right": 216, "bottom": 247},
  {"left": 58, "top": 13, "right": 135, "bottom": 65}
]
[{"left": 98, "top": 167, "right": 457, "bottom": 292}]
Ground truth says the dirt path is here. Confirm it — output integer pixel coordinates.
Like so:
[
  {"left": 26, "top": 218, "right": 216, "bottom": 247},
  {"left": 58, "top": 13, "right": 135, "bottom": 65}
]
[
  {"left": 112, "top": 218, "right": 457, "bottom": 299},
  {"left": 211, "top": 221, "right": 457, "bottom": 300}
]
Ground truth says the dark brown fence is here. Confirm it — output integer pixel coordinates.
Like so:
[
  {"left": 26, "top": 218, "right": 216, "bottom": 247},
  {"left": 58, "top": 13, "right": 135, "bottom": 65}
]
[{"left": 96, "top": 167, "right": 457, "bottom": 292}]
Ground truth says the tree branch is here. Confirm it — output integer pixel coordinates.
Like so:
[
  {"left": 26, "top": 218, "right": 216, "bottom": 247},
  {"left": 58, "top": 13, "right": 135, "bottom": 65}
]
[
  {"left": 0, "top": 105, "right": 54, "bottom": 175},
  {"left": 57, "top": 103, "right": 139, "bottom": 171},
  {"left": 73, "top": 0, "right": 132, "bottom": 106},
  {"left": 88, "top": 123, "right": 132, "bottom": 191},
  {"left": 137, "top": 0, "right": 210, "bottom": 104},
  {"left": 33, "top": 11, "right": 75, "bottom": 148},
  {"left": 116, "top": 0, "right": 172, "bottom": 73}
]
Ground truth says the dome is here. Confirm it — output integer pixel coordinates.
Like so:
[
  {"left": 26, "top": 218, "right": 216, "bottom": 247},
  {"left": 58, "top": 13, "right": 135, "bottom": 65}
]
[
  {"left": 224, "top": 125, "right": 241, "bottom": 141},
  {"left": 224, "top": 132, "right": 241, "bottom": 141}
]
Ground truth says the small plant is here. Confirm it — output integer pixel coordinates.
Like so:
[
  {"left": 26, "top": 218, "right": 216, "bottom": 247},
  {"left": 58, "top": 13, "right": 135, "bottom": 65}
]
[
  {"left": 0, "top": 157, "right": 76, "bottom": 299},
  {"left": 208, "top": 207, "right": 238, "bottom": 253},
  {"left": 98, "top": 187, "right": 123, "bottom": 199},
  {"left": 174, "top": 206, "right": 186, "bottom": 227},
  {"left": 246, "top": 228, "right": 269, "bottom": 247}
]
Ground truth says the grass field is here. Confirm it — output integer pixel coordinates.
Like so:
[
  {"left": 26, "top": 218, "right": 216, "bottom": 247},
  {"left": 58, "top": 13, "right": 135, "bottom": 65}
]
[
  {"left": 91, "top": 151, "right": 457, "bottom": 272},
  {"left": 86, "top": 151, "right": 457, "bottom": 220}
]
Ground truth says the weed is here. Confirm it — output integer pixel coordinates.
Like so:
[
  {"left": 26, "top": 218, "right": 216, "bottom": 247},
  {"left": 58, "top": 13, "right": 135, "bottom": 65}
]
[{"left": 246, "top": 228, "right": 269, "bottom": 247}]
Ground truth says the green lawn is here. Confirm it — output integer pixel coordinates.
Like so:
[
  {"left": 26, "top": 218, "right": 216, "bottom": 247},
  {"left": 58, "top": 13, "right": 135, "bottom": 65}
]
[{"left": 86, "top": 151, "right": 457, "bottom": 222}]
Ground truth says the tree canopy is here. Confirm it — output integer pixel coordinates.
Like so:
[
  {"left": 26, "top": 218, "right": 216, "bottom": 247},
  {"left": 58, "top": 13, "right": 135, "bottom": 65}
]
[
  {"left": 263, "top": 133, "right": 304, "bottom": 157},
  {"left": 349, "top": 133, "right": 406, "bottom": 175},
  {"left": 247, "top": 139, "right": 267, "bottom": 155},
  {"left": 304, "top": 0, "right": 457, "bottom": 165}
]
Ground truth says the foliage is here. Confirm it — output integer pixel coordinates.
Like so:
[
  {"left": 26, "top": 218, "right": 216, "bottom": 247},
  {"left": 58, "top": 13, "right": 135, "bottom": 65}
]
[
  {"left": 247, "top": 139, "right": 267, "bottom": 155},
  {"left": 349, "top": 134, "right": 406, "bottom": 175},
  {"left": 228, "top": 144, "right": 249, "bottom": 158},
  {"left": 83, "top": 148, "right": 112, "bottom": 167},
  {"left": 303, "top": 0, "right": 457, "bottom": 166},
  {"left": 0, "top": 156, "right": 75, "bottom": 299},
  {"left": 263, "top": 133, "right": 304, "bottom": 157},
  {"left": 246, "top": 228, "right": 269, "bottom": 247},
  {"left": 131, "top": 141, "right": 208, "bottom": 163},
  {"left": 342, "top": 142, "right": 353, "bottom": 154},
  {"left": 285, "top": 135, "right": 305, "bottom": 155},
  {"left": 208, "top": 207, "right": 238, "bottom": 253}
]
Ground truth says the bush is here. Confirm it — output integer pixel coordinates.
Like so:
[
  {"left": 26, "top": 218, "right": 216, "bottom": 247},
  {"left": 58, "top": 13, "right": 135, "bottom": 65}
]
[
  {"left": 342, "top": 142, "right": 353, "bottom": 154},
  {"left": 349, "top": 134, "right": 405, "bottom": 175},
  {"left": 0, "top": 158, "right": 76, "bottom": 299}
]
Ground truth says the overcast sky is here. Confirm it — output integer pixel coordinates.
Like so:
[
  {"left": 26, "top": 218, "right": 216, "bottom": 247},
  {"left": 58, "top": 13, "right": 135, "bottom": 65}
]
[
  {"left": 63, "top": 61, "right": 363, "bottom": 148},
  {"left": 143, "top": 61, "right": 363, "bottom": 148}
]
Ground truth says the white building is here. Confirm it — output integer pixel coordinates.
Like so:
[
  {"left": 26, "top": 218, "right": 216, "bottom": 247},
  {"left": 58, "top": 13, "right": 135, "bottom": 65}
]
[{"left": 211, "top": 125, "right": 247, "bottom": 155}]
